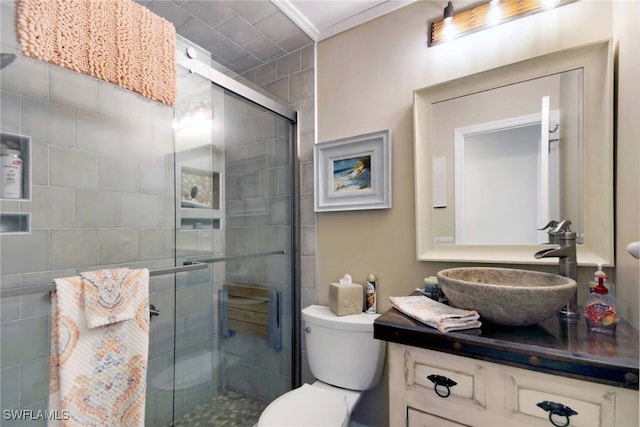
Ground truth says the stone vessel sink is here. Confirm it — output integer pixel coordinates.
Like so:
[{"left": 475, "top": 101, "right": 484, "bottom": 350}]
[{"left": 436, "top": 267, "right": 577, "bottom": 326}]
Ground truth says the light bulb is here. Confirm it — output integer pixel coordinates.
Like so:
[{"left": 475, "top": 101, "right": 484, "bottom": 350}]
[
  {"left": 443, "top": 1, "right": 454, "bottom": 21},
  {"left": 487, "top": 0, "right": 502, "bottom": 26},
  {"left": 441, "top": 1, "right": 457, "bottom": 42},
  {"left": 442, "top": 20, "right": 458, "bottom": 42},
  {"left": 541, "top": 0, "right": 560, "bottom": 10}
]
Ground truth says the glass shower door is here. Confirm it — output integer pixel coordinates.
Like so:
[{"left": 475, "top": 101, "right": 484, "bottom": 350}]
[
  {"left": 216, "top": 87, "right": 295, "bottom": 404},
  {"left": 166, "top": 60, "right": 296, "bottom": 426},
  {"left": 170, "top": 64, "right": 221, "bottom": 425}
]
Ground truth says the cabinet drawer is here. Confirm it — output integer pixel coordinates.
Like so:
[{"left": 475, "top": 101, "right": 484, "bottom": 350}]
[
  {"left": 405, "top": 347, "right": 487, "bottom": 410},
  {"left": 408, "top": 407, "right": 469, "bottom": 427},
  {"left": 505, "top": 369, "right": 615, "bottom": 427}
]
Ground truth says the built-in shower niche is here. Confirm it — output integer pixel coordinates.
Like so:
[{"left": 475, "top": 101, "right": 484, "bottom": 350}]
[
  {"left": 178, "top": 165, "right": 221, "bottom": 231},
  {"left": 180, "top": 217, "right": 220, "bottom": 230},
  {"left": 0, "top": 132, "right": 31, "bottom": 201},
  {"left": 0, "top": 212, "right": 30, "bottom": 234},
  {"left": 180, "top": 166, "right": 220, "bottom": 209},
  {"left": 1, "top": 132, "right": 32, "bottom": 234}
]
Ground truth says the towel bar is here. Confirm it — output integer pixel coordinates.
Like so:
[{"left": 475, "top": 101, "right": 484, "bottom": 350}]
[
  {"left": 0, "top": 262, "right": 208, "bottom": 299},
  {"left": 187, "top": 250, "right": 286, "bottom": 264}
]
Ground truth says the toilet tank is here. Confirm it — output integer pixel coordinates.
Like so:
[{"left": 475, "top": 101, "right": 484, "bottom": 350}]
[{"left": 302, "top": 305, "right": 386, "bottom": 391}]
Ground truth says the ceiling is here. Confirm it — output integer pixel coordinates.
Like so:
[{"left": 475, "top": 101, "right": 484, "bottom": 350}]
[{"left": 140, "top": 0, "right": 429, "bottom": 77}]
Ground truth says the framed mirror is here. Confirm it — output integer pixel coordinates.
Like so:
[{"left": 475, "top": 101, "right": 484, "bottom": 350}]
[{"left": 414, "top": 40, "right": 613, "bottom": 266}]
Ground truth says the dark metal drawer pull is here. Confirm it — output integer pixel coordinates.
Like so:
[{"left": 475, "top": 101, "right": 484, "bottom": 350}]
[
  {"left": 427, "top": 374, "right": 457, "bottom": 398},
  {"left": 536, "top": 401, "right": 578, "bottom": 427}
]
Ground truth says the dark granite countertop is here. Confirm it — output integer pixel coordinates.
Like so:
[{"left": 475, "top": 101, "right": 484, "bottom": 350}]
[{"left": 374, "top": 303, "right": 639, "bottom": 390}]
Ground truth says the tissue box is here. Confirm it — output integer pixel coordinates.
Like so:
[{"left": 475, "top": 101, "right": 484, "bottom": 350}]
[{"left": 329, "top": 282, "right": 363, "bottom": 316}]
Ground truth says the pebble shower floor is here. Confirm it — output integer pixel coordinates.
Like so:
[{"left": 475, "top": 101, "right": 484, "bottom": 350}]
[{"left": 170, "top": 391, "right": 268, "bottom": 427}]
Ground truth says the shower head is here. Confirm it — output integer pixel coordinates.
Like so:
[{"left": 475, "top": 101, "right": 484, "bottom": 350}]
[{"left": 0, "top": 53, "right": 17, "bottom": 70}]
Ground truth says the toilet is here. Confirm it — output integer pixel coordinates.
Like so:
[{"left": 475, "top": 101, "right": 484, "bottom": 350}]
[{"left": 258, "top": 305, "right": 387, "bottom": 426}]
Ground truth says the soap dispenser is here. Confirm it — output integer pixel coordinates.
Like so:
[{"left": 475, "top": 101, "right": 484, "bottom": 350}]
[
  {"left": 589, "top": 264, "right": 605, "bottom": 293},
  {"left": 589, "top": 263, "right": 615, "bottom": 295},
  {"left": 584, "top": 271, "right": 618, "bottom": 335}
]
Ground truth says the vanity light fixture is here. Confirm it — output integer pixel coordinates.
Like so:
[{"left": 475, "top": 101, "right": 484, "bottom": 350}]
[{"left": 429, "top": 0, "right": 577, "bottom": 46}]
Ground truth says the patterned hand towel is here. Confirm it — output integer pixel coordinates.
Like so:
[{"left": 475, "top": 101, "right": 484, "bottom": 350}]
[
  {"left": 389, "top": 295, "right": 481, "bottom": 333},
  {"left": 80, "top": 268, "right": 147, "bottom": 329},
  {"left": 49, "top": 269, "right": 149, "bottom": 427}
]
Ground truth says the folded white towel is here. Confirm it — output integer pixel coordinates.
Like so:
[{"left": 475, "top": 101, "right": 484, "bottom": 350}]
[{"left": 389, "top": 295, "right": 481, "bottom": 333}]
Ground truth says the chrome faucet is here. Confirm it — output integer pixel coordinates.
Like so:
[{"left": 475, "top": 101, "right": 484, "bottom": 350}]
[
  {"left": 538, "top": 220, "right": 560, "bottom": 244},
  {"left": 534, "top": 220, "right": 580, "bottom": 319}
]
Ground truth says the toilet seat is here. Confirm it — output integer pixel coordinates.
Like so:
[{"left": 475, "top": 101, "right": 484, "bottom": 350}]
[{"left": 258, "top": 383, "right": 350, "bottom": 426}]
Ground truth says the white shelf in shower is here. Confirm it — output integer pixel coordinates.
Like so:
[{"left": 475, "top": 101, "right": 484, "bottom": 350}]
[{"left": 0, "top": 212, "right": 31, "bottom": 234}]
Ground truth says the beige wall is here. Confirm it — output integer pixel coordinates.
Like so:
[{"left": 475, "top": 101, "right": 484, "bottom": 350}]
[{"left": 316, "top": 0, "right": 639, "bottom": 328}]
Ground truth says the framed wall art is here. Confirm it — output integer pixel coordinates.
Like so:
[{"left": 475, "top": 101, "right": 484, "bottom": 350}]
[{"left": 314, "top": 130, "right": 391, "bottom": 212}]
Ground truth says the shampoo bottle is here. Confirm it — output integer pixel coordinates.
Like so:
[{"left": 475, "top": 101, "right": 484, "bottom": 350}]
[{"left": 1, "top": 145, "right": 22, "bottom": 199}]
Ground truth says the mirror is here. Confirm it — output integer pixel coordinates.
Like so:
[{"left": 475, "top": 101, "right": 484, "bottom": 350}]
[
  {"left": 434, "top": 69, "right": 582, "bottom": 245},
  {"left": 414, "top": 40, "right": 613, "bottom": 265}
]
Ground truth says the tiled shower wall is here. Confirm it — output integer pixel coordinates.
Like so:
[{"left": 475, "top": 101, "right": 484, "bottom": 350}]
[
  {"left": 221, "top": 90, "right": 293, "bottom": 402},
  {"left": 237, "top": 42, "right": 317, "bottom": 385},
  {"left": 0, "top": 2, "right": 178, "bottom": 424}
]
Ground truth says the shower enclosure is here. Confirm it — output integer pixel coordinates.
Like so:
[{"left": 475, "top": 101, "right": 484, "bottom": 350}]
[
  {"left": 147, "top": 38, "right": 300, "bottom": 427},
  {"left": 0, "top": 1, "right": 299, "bottom": 422}
]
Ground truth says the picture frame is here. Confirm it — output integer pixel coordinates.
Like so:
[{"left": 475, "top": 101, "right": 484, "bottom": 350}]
[{"left": 314, "top": 129, "right": 391, "bottom": 212}]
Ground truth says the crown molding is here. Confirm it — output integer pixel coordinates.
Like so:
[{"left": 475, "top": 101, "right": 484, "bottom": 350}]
[
  {"left": 273, "top": 0, "right": 417, "bottom": 42},
  {"left": 272, "top": 0, "right": 320, "bottom": 41},
  {"left": 318, "top": 0, "right": 416, "bottom": 41}
]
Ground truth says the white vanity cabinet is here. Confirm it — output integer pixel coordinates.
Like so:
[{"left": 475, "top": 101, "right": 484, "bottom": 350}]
[{"left": 389, "top": 343, "right": 639, "bottom": 427}]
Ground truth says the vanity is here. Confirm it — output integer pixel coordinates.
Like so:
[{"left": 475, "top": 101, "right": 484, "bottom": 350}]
[{"left": 374, "top": 308, "right": 639, "bottom": 426}]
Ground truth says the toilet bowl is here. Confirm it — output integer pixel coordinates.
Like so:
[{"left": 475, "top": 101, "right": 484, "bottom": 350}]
[
  {"left": 258, "top": 381, "right": 360, "bottom": 427},
  {"left": 258, "top": 305, "right": 386, "bottom": 427}
]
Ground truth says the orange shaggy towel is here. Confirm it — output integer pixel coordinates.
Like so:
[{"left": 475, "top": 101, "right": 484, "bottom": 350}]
[{"left": 15, "top": 0, "right": 176, "bottom": 106}]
